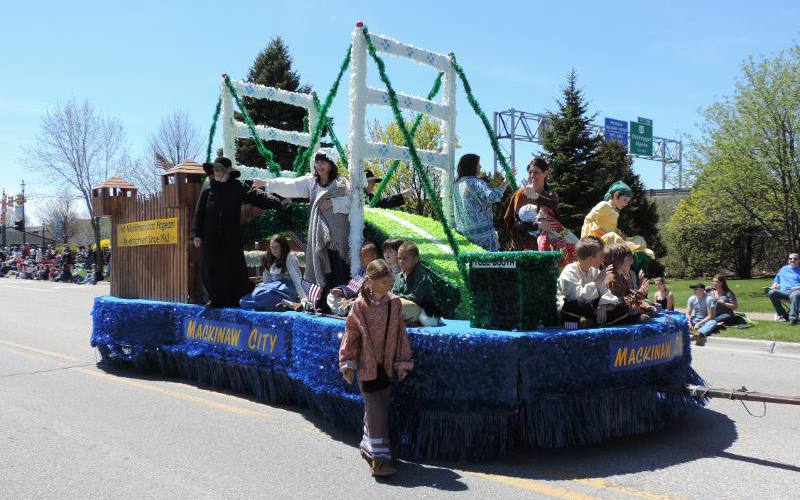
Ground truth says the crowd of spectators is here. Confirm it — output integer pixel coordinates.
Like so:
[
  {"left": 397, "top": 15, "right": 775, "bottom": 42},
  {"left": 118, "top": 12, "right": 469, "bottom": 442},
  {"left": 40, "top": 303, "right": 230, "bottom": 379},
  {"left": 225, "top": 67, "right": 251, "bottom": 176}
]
[{"left": 0, "top": 244, "right": 109, "bottom": 285}]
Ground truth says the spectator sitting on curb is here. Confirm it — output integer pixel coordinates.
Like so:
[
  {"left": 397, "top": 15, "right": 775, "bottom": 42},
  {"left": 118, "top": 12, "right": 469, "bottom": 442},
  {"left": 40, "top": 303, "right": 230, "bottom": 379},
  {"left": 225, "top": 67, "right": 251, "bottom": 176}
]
[{"left": 687, "top": 282, "right": 720, "bottom": 346}]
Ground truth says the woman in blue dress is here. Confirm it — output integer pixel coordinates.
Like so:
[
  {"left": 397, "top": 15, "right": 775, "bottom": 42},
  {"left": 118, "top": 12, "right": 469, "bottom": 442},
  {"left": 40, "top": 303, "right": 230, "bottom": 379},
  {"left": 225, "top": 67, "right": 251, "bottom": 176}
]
[
  {"left": 240, "top": 234, "right": 305, "bottom": 311},
  {"left": 452, "top": 153, "right": 512, "bottom": 251}
]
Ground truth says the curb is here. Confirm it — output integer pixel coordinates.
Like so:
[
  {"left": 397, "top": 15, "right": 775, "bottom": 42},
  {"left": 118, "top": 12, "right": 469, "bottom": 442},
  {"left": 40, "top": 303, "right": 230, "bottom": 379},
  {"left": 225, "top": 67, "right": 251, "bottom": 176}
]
[{"left": 704, "top": 336, "right": 800, "bottom": 358}]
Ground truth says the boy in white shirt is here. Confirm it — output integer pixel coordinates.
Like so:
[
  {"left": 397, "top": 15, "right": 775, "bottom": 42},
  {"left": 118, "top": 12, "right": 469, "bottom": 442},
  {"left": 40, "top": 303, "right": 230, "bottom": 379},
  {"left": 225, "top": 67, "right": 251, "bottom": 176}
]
[{"left": 558, "top": 237, "right": 605, "bottom": 328}]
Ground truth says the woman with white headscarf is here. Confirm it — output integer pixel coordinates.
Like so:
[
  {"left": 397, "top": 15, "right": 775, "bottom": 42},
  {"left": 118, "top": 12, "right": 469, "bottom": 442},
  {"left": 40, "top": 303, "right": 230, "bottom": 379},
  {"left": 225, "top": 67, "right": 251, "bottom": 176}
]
[{"left": 254, "top": 148, "right": 351, "bottom": 299}]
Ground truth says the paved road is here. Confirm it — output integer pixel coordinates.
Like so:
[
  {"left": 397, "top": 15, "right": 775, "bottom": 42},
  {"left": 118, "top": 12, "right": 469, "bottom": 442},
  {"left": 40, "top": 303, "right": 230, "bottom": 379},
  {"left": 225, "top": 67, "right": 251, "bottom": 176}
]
[{"left": 2, "top": 279, "right": 799, "bottom": 499}]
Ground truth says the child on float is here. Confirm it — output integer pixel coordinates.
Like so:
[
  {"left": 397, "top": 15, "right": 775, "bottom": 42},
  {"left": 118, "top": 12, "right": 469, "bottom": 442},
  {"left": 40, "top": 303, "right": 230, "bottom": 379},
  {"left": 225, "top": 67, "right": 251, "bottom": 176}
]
[
  {"left": 239, "top": 234, "right": 305, "bottom": 311},
  {"left": 393, "top": 242, "right": 442, "bottom": 327},
  {"left": 599, "top": 244, "right": 652, "bottom": 325},
  {"left": 192, "top": 156, "right": 290, "bottom": 308},
  {"left": 327, "top": 242, "right": 380, "bottom": 316},
  {"left": 558, "top": 237, "right": 606, "bottom": 328},
  {"left": 382, "top": 238, "right": 404, "bottom": 276},
  {"left": 581, "top": 181, "right": 655, "bottom": 261},
  {"left": 339, "top": 259, "right": 413, "bottom": 477}
]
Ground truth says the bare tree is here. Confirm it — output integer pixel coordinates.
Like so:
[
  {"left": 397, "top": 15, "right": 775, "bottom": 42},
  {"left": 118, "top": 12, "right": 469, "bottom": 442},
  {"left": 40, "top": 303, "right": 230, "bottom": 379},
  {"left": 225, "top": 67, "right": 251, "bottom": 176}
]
[
  {"left": 149, "top": 110, "right": 202, "bottom": 168},
  {"left": 37, "top": 189, "right": 80, "bottom": 244},
  {"left": 119, "top": 155, "right": 162, "bottom": 197},
  {"left": 23, "top": 99, "right": 128, "bottom": 272}
]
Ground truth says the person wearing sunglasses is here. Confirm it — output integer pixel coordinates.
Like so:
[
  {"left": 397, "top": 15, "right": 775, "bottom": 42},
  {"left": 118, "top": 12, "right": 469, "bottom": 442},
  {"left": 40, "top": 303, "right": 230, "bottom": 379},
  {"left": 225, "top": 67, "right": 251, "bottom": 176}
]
[{"left": 768, "top": 253, "right": 800, "bottom": 324}]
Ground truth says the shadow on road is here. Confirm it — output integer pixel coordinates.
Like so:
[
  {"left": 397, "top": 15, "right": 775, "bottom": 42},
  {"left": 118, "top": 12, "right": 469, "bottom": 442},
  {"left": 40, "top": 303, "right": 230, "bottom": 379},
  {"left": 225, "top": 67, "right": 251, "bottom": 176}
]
[
  {"left": 101, "top": 362, "right": 800, "bottom": 489},
  {"left": 450, "top": 409, "right": 740, "bottom": 481}
]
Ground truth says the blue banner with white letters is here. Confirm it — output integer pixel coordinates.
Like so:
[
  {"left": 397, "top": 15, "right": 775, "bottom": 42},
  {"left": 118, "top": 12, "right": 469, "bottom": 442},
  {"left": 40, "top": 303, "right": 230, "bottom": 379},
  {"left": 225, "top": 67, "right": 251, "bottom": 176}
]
[{"left": 604, "top": 117, "right": 628, "bottom": 147}]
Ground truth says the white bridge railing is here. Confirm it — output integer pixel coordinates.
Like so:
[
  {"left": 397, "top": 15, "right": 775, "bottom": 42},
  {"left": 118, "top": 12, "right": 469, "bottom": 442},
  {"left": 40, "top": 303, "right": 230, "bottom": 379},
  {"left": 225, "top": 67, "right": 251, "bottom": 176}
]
[
  {"left": 221, "top": 77, "right": 320, "bottom": 175},
  {"left": 347, "top": 27, "right": 458, "bottom": 274}
]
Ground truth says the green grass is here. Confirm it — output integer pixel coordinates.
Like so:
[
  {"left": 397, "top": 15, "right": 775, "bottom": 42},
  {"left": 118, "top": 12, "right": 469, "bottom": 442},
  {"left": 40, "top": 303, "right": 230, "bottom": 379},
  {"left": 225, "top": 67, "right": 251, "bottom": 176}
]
[
  {"left": 364, "top": 208, "right": 485, "bottom": 318},
  {"left": 659, "top": 278, "right": 774, "bottom": 313},
  {"left": 718, "top": 320, "right": 800, "bottom": 343},
  {"left": 663, "top": 277, "right": 799, "bottom": 342}
]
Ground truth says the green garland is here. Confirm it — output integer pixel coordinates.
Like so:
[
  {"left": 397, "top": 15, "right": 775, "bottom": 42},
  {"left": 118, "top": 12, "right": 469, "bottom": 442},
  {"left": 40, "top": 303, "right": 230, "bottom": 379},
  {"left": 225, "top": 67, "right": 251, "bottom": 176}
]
[
  {"left": 369, "top": 71, "right": 444, "bottom": 207},
  {"left": 222, "top": 74, "right": 282, "bottom": 175},
  {"left": 241, "top": 203, "right": 311, "bottom": 245},
  {"left": 205, "top": 97, "right": 222, "bottom": 163},
  {"left": 450, "top": 55, "right": 518, "bottom": 192},
  {"left": 362, "top": 26, "right": 467, "bottom": 282},
  {"left": 290, "top": 114, "right": 310, "bottom": 173},
  {"left": 295, "top": 44, "right": 353, "bottom": 175},
  {"left": 313, "top": 93, "right": 349, "bottom": 170},
  {"left": 362, "top": 217, "right": 462, "bottom": 318}
]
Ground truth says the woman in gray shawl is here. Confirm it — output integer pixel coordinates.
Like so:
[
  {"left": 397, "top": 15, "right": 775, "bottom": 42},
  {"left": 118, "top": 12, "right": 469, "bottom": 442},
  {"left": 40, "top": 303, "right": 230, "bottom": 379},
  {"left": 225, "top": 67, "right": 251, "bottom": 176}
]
[{"left": 254, "top": 148, "right": 351, "bottom": 294}]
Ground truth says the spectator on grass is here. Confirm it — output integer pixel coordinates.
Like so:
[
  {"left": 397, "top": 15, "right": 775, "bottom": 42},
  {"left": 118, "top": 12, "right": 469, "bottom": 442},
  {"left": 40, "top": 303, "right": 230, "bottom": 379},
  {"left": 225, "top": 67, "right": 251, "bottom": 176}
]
[
  {"left": 769, "top": 253, "right": 800, "bottom": 325},
  {"left": 687, "top": 283, "right": 717, "bottom": 345},
  {"left": 710, "top": 274, "right": 737, "bottom": 325},
  {"left": 653, "top": 277, "right": 674, "bottom": 311}
]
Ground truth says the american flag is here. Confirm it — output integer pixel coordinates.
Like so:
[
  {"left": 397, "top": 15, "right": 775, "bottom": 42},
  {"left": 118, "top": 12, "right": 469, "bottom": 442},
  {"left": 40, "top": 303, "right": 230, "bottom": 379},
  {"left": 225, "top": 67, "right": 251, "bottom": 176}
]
[
  {"left": 302, "top": 279, "right": 323, "bottom": 308},
  {"left": 342, "top": 275, "right": 366, "bottom": 296}
]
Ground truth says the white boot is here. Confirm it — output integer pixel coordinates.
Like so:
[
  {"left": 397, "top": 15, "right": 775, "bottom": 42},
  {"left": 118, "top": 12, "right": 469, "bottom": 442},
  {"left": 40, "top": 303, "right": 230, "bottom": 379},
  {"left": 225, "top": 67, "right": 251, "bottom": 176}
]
[{"left": 418, "top": 310, "right": 442, "bottom": 327}]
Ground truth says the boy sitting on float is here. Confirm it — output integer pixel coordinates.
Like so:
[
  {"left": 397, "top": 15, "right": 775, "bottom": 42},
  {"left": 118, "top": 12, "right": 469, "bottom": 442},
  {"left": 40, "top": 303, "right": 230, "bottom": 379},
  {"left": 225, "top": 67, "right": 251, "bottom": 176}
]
[
  {"left": 327, "top": 242, "right": 380, "bottom": 316},
  {"left": 393, "top": 242, "right": 442, "bottom": 327},
  {"left": 557, "top": 237, "right": 606, "bottom": 328},
  {"left": 601, "top": 244, "right": 655, "bottom": 325}
]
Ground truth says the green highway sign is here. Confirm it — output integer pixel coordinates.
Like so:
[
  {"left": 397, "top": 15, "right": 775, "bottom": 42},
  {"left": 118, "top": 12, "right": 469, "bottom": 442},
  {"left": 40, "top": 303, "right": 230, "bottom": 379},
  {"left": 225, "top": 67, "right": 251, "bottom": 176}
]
[{"left": 630, "top": 118, "right": 653, "bottom": 156}]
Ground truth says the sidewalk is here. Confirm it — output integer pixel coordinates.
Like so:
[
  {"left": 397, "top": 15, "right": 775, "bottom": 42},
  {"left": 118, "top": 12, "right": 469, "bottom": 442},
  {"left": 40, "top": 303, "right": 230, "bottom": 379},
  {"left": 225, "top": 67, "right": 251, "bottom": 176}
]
[
  {"left": 742, "top": 311, "right": 775, "bottom": 321},
  {"left": 705, "top": 335, "right": 800, "bottom": 358}
]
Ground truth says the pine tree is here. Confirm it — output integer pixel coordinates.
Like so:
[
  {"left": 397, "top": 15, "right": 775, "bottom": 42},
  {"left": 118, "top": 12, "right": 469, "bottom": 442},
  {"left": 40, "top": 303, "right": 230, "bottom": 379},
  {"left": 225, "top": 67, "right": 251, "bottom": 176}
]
[
  {"left": 595, "top": 140, "right": 664, "bottom": 256},
  {"left": 540, "top": 70, "right": 603, "bottom": 231},
  {"left": 236, "top": 37, "right": 311, "bottom": 169}
]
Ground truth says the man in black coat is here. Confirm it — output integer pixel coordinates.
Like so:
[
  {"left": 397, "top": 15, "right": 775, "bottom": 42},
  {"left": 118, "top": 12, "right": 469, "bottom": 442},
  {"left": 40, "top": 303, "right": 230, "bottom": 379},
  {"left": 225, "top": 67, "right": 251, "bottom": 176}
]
[
  {"left": 364, "top": 170, "right": 412, "bottom": 209},
  {"left": 192, "top": 156, "right": 290, "bottom": 308}
]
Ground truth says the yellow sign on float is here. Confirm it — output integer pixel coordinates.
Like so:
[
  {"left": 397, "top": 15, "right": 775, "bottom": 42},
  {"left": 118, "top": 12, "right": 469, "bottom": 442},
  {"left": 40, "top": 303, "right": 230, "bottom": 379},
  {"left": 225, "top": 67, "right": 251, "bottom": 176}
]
[{"left": 117, "top": 217, "right": 178, "bottom": 247}]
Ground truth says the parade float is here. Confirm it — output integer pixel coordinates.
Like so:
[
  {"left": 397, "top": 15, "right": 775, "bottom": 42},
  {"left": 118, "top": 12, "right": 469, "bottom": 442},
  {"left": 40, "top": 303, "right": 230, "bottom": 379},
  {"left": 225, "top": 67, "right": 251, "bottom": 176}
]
[{"left": 90, "top": 23, "right": 705, "bottom": 461}]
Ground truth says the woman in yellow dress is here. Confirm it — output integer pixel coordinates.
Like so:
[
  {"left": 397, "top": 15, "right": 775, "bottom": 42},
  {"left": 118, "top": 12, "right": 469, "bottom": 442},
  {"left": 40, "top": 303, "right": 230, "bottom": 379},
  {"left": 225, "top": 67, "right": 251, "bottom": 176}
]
[{"left": 581, "top": 181, "right": 655, "bottom": 259}]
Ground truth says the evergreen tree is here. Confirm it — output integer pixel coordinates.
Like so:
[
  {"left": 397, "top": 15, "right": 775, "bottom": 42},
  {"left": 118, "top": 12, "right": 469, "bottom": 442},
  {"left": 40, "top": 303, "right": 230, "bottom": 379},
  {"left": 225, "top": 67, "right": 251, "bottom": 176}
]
[
  {"left": 595, "top": 140, "right": 664, "bottom": 256},
  {"left": 236, "top": 37, "right": 311, "bottom": 169},
  {"left": 540, "top": 70, "right": 603, "bottom": 231}
]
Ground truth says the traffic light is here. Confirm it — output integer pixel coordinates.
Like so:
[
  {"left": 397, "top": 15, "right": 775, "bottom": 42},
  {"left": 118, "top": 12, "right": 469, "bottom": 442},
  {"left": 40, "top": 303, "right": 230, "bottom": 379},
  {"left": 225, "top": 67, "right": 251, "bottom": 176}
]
[{"left": 14, "top": 219, "right": 24, "bottom": 232}]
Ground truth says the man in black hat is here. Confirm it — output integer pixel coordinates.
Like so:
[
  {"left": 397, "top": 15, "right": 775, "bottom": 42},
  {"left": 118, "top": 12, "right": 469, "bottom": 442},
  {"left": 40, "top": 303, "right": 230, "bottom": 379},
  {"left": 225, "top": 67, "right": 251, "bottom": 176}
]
[
  {"left": 364, "top": 170, "right": 412, "bottom": 209},
  {"left": 192, "top": 156, "right": 291, "bottom": 308}
]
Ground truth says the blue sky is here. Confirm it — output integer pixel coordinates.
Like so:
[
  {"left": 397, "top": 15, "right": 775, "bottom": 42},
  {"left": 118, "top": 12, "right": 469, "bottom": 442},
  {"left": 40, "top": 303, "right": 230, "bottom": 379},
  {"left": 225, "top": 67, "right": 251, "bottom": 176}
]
[{"left": 2, "top": 0, "right": 798, "bottom": 220}]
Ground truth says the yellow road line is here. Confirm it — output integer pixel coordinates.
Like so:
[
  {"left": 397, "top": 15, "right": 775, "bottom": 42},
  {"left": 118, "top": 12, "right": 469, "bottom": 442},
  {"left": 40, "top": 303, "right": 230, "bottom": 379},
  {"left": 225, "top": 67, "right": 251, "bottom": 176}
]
[
  {"left": 0, "top": 339, "right": 85, "bottom": 363},
  {"left": 576, "top": 477, "right": 683, "bottom": 500},
  {"left": 0, "top": 338, "right": 276, "bottom": 420},
  {"left": 0, "top": 337, "right": 677, "bottom": 499},
  {"left": 76, "top": 368, "right": 276, "bottom": 421},
  {"left": 515, "top": 463, "right": 685, "bottom": 500},
  {"left": 466, "top": 471, "right": 603, "bottom": 499}
]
